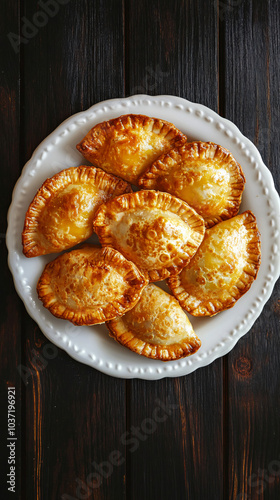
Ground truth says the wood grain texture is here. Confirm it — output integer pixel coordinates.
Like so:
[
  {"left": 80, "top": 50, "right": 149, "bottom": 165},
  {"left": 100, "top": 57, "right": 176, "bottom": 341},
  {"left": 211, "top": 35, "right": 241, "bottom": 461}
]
[
  {"left": 125, "top": 0, "right": 219, "bottom": 107},
  {"left": 125, "top": 2, "right": 223, "bottom": 500},
  {"left": 222, "top": 0, "right": 280, "bottom": 498},
  {"left": 0, "top": 1, "right": 22, "bottom": 499},
  {"left": 1, "top": 0, "right": 280, "bottom": 499},
  {"left": 126, "top": 365, "right": 223, "bottom": 500},
  {"left": 20, "top": 1, "right": 126, "bottom": 499}
]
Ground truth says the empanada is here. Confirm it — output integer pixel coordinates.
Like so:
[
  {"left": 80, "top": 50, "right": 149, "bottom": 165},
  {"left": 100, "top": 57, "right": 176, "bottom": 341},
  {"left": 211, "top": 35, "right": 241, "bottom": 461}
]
[
  {"left": 22, "top": 166, "right": 132, "bottom": 257},
  {"left": 139, "top": 141, "right": 245, "bottom": 227},
  {"left": 37, "top": 245, "right": 148, "bottom": 325},
  {"left": 93, "top": 190, "right": 205, "bottom": 282},
  {"left": 168, "top": 211, "right": 261, "bottom": 316},
  {"left": 76, "top": 114, "right": 186, "bottom": 184},
  {"left": 107, "top": 284, "right": 201, "bottom": 361}
]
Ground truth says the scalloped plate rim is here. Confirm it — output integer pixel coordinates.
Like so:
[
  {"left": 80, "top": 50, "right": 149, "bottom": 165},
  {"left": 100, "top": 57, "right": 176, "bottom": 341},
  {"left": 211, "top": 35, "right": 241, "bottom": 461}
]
[{"left": 6, "top": 94, "right": 280, "bottom": 380}]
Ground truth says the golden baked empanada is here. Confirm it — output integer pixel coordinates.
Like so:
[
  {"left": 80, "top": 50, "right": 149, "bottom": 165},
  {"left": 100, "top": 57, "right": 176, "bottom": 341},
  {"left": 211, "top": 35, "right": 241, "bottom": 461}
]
[
  {"left": 93, "top": 190, "right": 205, "bottom": 282},
  {"left": 107, "top": 284, "right": 201, "bottom": 361},
  {"left": 106, "top": 284, "right": 201, "bottom": 361},
  {"left": 22, "top": 166, "right": 132, "bottom": 257},
  {"left": 76, "top": 114, "right": 186, "bottom": 184},
  {"left": 37, "top": 245, "right": 148, "bottom": 325},
  {"left": 168, "top": 211, "right": 261, "bottom": 316},
  {"left": 139, "top": 141, "right": 246, "bottom": 227}
]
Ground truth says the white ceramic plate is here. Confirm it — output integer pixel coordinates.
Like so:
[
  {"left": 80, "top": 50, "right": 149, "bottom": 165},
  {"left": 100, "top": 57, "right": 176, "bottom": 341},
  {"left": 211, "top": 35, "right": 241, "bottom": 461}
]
[{"left": 6, "top": 95, "right": 280, "bottom": 380}]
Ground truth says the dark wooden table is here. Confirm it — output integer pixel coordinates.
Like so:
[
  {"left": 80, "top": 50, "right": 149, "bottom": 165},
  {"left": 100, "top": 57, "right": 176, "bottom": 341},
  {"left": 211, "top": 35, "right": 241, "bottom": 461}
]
[{"left": 1, "top": 1, "right": 280, "bottom": 499}]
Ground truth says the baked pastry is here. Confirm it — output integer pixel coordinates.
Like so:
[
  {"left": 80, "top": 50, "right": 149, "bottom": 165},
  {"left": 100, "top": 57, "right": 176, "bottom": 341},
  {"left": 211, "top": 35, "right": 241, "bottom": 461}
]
[
  {"left": 107, "top": 284, "right": 201, "bottom": 361},
  {"left": 37, "top": 245, "right": 148, "bottom": 325},
  {"left": 22, "top": 166, "right": 132, "bottom": 257},
  {"left": 168, "top": 211, "right": 261, "bottom": 316},
  {"left": 138, "top": 141, "right": 246, "bottom": 227},
  {"left": 93, "top": 190, "right": 205, "bottom": 282},
  {"left": 76, "top": 114, "right": 186, "bottom": 184}
]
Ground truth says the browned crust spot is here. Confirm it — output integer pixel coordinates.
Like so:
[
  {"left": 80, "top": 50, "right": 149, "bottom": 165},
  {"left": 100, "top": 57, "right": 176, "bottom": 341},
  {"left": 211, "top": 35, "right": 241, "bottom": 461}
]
[
  {"left": 138, "top": 141, "right": 246, "bottom": 228},
  {"left": 22, "top": 165, "right": 132, "bottom": 257},
  {"left": 106, "top": 321, "right": 201, "bottom": 362},
  {"left": 37, "top": 245, "right": 148, "bottom": 325},
  {"left": 167, "top": 211, "right": 261, "bottom": 316},
  {"left": 76, "top": 114, "right": 187, "bottom": 184},
  {"left": 93, "top": 190, "right": 205, "bottom": 282}
]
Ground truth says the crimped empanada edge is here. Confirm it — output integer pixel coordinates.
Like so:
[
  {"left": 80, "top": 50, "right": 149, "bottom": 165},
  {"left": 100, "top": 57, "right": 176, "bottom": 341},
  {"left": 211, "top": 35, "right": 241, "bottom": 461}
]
[
  {"left": 22, "top": 165, "right": 132, "bottom": 258},
  {"left": 167, "top": 210, "right": 261, "bottom": 316},
  {"left": 36, "top": 245, "right": 148, "bottom": 325},
  {"left": 93, "top": 190, "right": 205, "bottom": 282},
  {"left": 106, "top": 318, "right": 201, "bottom": 361}
]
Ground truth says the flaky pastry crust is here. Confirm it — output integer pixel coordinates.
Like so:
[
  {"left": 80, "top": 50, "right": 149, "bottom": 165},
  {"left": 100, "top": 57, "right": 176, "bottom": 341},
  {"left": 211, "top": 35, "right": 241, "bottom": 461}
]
[
  {"left": 93, "top": 190, "right": 205, "bottom": 282},
  {"left": 22, "top": 165, "right": 132, "bottom": 257},
  {"left": 139, "top": 141, "right": 246, "bottom": 227},
  {"left": 76, "top": 114, "right": 186, "bottom": 184},
  {"left": 37, "top": 245, "right": 148, "bottom": 325},
  {"left": 168, "top": 211, "right": 261, "bottom": 316},
  {"left": 106, "top": 284, "right": 201, "bottom": 361}
]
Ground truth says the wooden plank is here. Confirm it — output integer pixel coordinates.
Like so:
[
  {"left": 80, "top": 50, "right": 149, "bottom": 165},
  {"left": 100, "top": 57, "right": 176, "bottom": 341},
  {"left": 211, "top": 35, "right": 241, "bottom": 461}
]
[
  {"left": 0, "top": 1, "right": 22, "bottom": 499},
  {"left": 125, "top": 365, "right": 223, "bottom": 500},
  {"left": 3, "top": 2, "right": 280, "bottom": 500},
  {"left": 20, "top": 1, "right": 127, "bottom": 499},
  {"left": 125, "top": 1, "right": 223, "bottom": 499},
  {"left": 222, "top": 0, "right": 280, "bottom": 498},
  {"left": 125, "top": 0, "right": 218, "bottom": 108}
]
